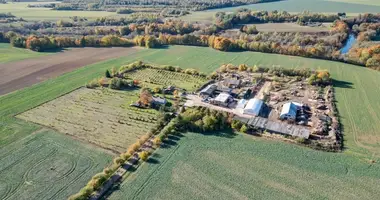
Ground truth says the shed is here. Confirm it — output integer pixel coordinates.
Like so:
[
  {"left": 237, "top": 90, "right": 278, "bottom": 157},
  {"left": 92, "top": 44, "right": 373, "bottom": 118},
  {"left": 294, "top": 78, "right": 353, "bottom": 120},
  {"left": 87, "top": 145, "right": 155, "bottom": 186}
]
[
  {"left": 152, "top": 97, "right": 167, "bottom": 105},
  {"left": 280, "top": 102, "right": 299, "bottom": 120},
  {"left": 243, "top": 98, "right": 264, "bottom": 116},
  {"left": 199, "top": 84, "right": 217, "bottom": 98},
  {"left": 213, "top": 93, "right": 233, "bottom": 107}
]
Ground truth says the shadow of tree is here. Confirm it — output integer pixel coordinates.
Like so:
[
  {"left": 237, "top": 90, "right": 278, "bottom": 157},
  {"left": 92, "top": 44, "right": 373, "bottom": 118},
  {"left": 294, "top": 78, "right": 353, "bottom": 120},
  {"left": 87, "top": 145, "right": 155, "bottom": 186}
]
[
  {"left": 198, "top": 128, "right": 237, "bottom": 138},
  {"left": 332, "top": 79, "right": 353, "bottom": 89},
  {"left": 146, "top": 157, "right": 160, "bottom": 164}
]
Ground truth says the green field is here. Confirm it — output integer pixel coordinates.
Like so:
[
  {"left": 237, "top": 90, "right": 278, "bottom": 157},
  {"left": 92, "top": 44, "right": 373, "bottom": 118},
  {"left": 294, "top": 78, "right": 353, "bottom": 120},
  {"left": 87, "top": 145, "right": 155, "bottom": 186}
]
[
  {"left": 0, "top": 43, "right": 52, "bottom": 63},
  {"left": 0, "top": 129, "right": 112, "bottom": 200},
  {"left": 108, "top": 133, "right": 380, "bottom": 200},
  {"left": 1, "top": 45, "right": 380, "bottom": 199},
  {"left": 327, "top": 0, "right": 380, "bottom": 6},
  {"left": 182, "top": 0, "right": 380, "bottom": 22},
  {"left": 0, "top": 2, "right": 120, "bottom": 21}
]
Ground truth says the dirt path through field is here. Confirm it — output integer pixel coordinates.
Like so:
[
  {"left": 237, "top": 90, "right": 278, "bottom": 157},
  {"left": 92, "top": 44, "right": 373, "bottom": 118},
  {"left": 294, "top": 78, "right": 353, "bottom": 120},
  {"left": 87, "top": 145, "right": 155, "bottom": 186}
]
[{"left": 0, "top": 47, "right": 139, "bottom": 96}]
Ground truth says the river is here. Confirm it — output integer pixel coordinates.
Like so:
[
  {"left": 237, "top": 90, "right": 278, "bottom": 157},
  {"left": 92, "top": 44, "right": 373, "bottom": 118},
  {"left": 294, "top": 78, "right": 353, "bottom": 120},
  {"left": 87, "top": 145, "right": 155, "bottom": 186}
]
[{"left": 340, "top": 34, "right": 356, "bottom": 54}]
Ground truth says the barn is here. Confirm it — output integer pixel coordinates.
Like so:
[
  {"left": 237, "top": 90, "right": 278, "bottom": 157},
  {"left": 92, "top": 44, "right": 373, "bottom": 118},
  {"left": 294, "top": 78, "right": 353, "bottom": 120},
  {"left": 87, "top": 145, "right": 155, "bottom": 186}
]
[
  {"left": 279, "top": 102, "right": 300, "bottom": 120},
  {"left": 243, "top": 98, "right": 264, "bottom": 116}
]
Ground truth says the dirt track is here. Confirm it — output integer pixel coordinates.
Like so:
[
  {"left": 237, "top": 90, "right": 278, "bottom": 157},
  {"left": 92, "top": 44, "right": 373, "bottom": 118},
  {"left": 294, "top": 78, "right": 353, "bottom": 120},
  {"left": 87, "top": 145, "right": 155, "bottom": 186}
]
[{"left": 0, "top": 47, "right": 139, "bottom": 96}]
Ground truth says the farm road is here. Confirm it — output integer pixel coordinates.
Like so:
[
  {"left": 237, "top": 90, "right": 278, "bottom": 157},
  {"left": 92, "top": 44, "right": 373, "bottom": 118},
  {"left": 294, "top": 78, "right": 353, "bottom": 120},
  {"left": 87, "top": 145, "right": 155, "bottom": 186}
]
[{"left": 0, "top": 47, "right": 139, "bottom": 96}]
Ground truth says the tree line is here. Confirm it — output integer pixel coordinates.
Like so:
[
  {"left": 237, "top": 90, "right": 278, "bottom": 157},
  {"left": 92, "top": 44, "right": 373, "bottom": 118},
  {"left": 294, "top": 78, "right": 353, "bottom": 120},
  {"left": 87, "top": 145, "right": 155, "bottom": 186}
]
[
  {"left": 215, "top": 9, "right": 340, "bottom": 29},
  {"left": 58, "top": 0, "right": 281, "bottom": 11}
]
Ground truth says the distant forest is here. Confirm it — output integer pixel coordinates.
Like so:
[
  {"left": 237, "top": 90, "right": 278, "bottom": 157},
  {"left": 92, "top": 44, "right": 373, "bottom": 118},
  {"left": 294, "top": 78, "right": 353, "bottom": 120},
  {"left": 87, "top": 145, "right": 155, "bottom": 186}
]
[{"left": 57, "top": 0, "right": 281, "bottom": 11}]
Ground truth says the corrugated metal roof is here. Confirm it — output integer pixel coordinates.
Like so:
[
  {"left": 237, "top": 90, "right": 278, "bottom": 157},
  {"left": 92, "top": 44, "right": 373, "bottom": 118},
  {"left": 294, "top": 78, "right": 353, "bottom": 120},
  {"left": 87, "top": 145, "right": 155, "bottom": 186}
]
[
  {"left": 239, "top": 116, "right": 310, "bottom": 139},
  {"left": 214, "top": 93, "right": 231, "bottom": 103},
  {"left": 236, "top": 99, "right": 247, "bottom": 109},
  {"left": 280, "top": 102, "right": 298, "bottom": 119},
  {"left": 200, "top": 84, "right": 217, "bottom": 95},
  {"left": 243, "top": 98, "right": 264, "bottom": 116}
]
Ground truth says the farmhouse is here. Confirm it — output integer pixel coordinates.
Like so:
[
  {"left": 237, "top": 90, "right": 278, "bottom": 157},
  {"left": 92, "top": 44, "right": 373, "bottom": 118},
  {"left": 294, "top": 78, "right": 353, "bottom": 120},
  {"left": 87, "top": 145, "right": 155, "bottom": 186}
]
[
  {"left": 200, "top": 84, "right": 217, "bottom": 98},
  {"left": 212, "top": 93, "right": 233, "bottom": 107},
  {"left": 279, "top": 102, "right": 300, "bottom": 120},
  {"left": 243, "top": 98, "right": 264, "bottom": 116}
]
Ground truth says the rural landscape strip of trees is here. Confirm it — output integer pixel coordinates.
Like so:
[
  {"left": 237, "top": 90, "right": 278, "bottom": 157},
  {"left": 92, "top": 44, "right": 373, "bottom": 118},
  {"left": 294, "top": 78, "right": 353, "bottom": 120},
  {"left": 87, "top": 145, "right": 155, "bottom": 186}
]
[
  {"left": 1, "top": 10, "right": 379, "bottom": 69},
  {"left": 41, "top": 0, "right": 281, "bottom": 12}
]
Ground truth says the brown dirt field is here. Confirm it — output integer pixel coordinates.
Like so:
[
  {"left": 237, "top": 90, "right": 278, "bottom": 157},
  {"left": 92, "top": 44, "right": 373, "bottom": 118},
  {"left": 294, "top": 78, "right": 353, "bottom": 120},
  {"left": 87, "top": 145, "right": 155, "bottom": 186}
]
[{"left": 0, "top": 47, "right": 139, "bottom": 96}]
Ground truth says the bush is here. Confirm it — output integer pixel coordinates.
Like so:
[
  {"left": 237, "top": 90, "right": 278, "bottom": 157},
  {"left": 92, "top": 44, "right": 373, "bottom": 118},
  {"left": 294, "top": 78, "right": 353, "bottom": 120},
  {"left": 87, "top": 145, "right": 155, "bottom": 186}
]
[
  {"left": 127, "top": 143, "right": 141, "bottom": 154},
  {"left": 103, "top": 167, "right": 114, "bottom": 175},
  {"left": 113, "top": 157, "right": 124, "bottom": 165},
  {"left": 139, "top": 151, "right": 150, "bottom": 161},
  {"left": 121, "top": 152, "right": 131, "bottom": 160},
  {"left": 109, "top": 77, "right": 122, "bottom": 89},
  {"left": 116, "top": 8, "right": 133, "bottom": 14},
  {"left": 240, "top": 124, "right": 248, "bottom": 133},
  {"left": 105, "top": 70, "right": 112, "bottom": 78},
  {"left": 296, "top": 137, "right": 306, "bottom": 144},
  {"left": 231, "top": 120, "right": 243, "bottom": 130},
  {"left": 86, "top": 78, "right": 100, "bottom": 88},
  {"left": 153, "top": 137, "right": 162, "bottom": 146},
  {"left": 138, "top": 134, "right": 151, "bottom": 145}
]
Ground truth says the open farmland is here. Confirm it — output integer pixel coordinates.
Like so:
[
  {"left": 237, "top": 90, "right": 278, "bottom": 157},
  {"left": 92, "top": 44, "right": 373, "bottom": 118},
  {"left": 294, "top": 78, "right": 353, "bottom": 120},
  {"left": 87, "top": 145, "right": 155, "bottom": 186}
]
[
  {"left": 17, "top": 87, "right": 159, "bottom": 154},
  {"left": 0, "top": 2, "right": 119, "bottom": 21},
  {"left": 128, "top": 68, "right": 208, "bottom": 91},
  {"left": 182, "top": 0, "right": 380, "bottom": 22},
  {"left": 2, "top": 45, "right": 380, "bottom": 159},
  {"left": 0, "top": 130, "right": 112, "bottom": 200},
  {"left": 210, "top": 0, "right": 380, "bottom": 13},
  {"left": 0, "top": 43, "right": 52, "bottom": 64},
  {"left": 326, "top": 0, "right": 380, "bottom": 6},
  {"left": 0, "top": 46, "right": 139, "bottom": 96},
  {"left": 1, "top": 45, "right": 380, "bottom": 199},
  {"left": 108, "top": 133, "right": 380, "bottom": 200}
]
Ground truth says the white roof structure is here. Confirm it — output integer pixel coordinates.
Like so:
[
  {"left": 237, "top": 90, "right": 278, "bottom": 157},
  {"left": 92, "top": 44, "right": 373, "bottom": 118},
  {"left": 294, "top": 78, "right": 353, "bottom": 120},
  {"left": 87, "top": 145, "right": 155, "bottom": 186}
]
[
  {"left": 236, "top": 99, "right": 247, "bottom": 109},
  {"left": 280, "top": 102, "right": 300, "bottom": 119},
  {"left": 214, "top": 93, "right": 231, "bottom": 103},
  {"left": 243, "top": 98, "right": 264, "bottom": 116}
]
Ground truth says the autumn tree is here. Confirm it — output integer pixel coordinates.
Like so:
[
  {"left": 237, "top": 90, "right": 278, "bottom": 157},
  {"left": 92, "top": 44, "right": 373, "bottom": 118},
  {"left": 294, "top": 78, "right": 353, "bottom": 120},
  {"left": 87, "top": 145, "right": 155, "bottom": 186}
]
[
  {"left": 238, "top": 64, "right": 248, "bottom": 71},
  {"left": 139, "top": 88, "right": 153, "bottom": 106}
]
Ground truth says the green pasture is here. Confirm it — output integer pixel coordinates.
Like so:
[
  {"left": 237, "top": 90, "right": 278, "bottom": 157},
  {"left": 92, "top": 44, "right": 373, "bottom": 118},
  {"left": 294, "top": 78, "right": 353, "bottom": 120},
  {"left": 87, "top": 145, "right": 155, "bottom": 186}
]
[
  {"left": 0, "top": 43, "right": 52, "bottom": 63},
  {"left": 0, "top": 129, "right": 112, "bottom": 200},
  {"left": 0, "top": 2, "right": 119, "bottom": 21},
  {"left": 182, "top": 0, "right": 380, "bottom": 22},
  {"left": 108, "top": 132, "right": 380, "bottom": 200},
  {"left": 326, "top": 0, "right": 380, "bottom": 6}
]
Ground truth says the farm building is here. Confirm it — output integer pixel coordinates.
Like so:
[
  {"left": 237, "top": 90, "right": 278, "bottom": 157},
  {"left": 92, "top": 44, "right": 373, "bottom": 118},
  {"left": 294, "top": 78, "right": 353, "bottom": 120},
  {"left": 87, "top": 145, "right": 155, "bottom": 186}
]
[
  {"left": 224, "top": 78, "right": 241, "bottom": 88},
  {"left": 280, "top": 102, "right": 301, "bottom": 120},
  {"left": 236, "top": 99, "right": 248, "bottom": 109},
  {"left": 200, "top": 84, "right": 217, "bottom": 98},
  {"left": 212, "top": 93, "right": 233, "bottom": 107},
  {"left": 243, "top": 98, "right": 264, "bottom": 116},
  {"left": 152, "top": 97, "right": 167, "bottom": 105},
  {"left": 233, "top": 116, "right": 310, "bottom": 139}
]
